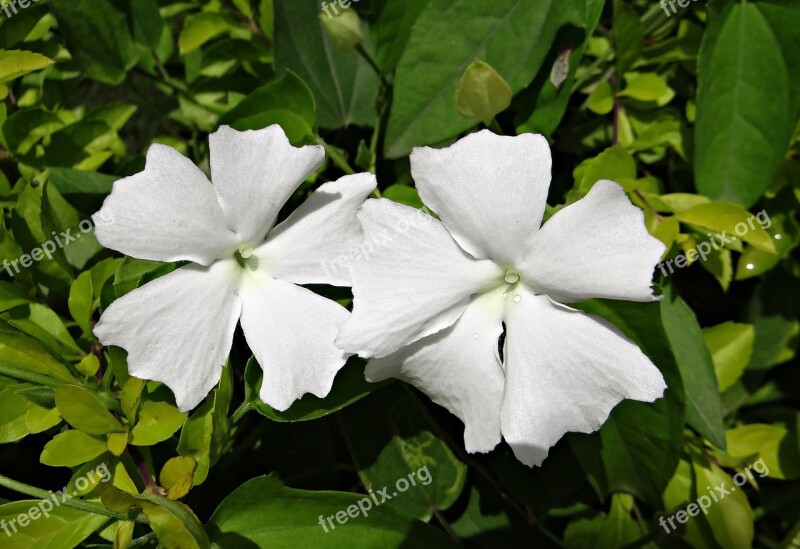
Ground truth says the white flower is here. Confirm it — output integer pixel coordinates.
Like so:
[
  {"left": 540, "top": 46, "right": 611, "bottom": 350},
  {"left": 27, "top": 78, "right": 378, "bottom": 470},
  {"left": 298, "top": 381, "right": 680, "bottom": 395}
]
[
  {"left": 93, "top": 125, "right": 375, "bottom": 412},
  {"left": 336, "top": 130, "right": 667, "bottom": 467}
]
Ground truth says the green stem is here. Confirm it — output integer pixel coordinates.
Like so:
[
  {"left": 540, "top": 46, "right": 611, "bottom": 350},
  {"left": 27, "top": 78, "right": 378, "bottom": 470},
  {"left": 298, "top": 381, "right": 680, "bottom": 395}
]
[
  {"left": 489, "top": 118, "right": 504, "bottom": 135},
  {"left": 0, "top": 365, "right": 64, "bottom": 388},
  {"left": 0, "top": 474, "right": 148, "bottom": 523},
  {"left": 354, "top": 44, "right": 390, "bottom": 89},
  {"left": 314, "top": 137, "right": 355, "bottom": 175}
]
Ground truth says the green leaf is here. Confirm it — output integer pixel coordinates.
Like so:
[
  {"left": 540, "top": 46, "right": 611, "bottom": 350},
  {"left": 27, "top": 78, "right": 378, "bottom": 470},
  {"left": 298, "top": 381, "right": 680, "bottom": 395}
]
[
  {"left": 745, "top": 270, "right": 800, "bottom": 371},
  {"left": 455, "top": 60, "right": 512, "bottom": 125},
  {"left": 0, "top": 49, "right": 53, "bottom": 84},
  {"left": 50, "top": 0, "right": 139, "bottom": 85},
  {"left": 207, "top": 475, "right": 457, "bottom": 548},
  {"left": 129, "top": 401, "right": 187, "bottom": 446},
  {"left": 372, "top": 0, "right": 431, "bottom": 74},
  {"left": 101, "top": 484, "right": 211, "bottom": 549},
  {"left": 695, "top": 0, "right": 800, "bottom": 207},
  {"left": 179, "top": 12, "right": 231, "bottom": 55},
  {"left": 41, "top": 430, "right": 107, "bottom": 467},
  {"left": 339, "top": 385, "right": 467, "bottom": 520},
  {"left": 274, "top": 0, "right": 380, "bottom": 129},
  {"left": 48, "top": 167, "right": 117, "bottom": 196},
  {"left": 564, "top": 494, "right": 644, "bottom": 549},
  {"left": 218, "top": 71, "right": 316, "bottom": 144},
  {"left": 675, "top": 202, "right": 778, "bottom": 254},
  {"left": 570, "top": 299, "right": 685, "bottom": 507},
  {"left": 0, "top": 500, "right": 108, "bottom": 549},
  {"left": 55, "top": 385, "right": 123, "bottom": 435},
  {"left": 385, "top": 0, "right": 582, "bottom": 158},
  {"left": 726, "top": 424, "right": 800, "bottom": 480},
  {"left": 660, "top": 285, "right": 726, "bottom": 449},
  {"left": 247, "top": 357, "right": 386, "bottom": 422},
  {"left": 612, "top": 0, "right": 644, "bottom": 75},
  {"left": 0, "top": 320, "right": 77, "bottom": 382},
  {"left": 702, "top": 322, "right": 754, "bottom": 392}
]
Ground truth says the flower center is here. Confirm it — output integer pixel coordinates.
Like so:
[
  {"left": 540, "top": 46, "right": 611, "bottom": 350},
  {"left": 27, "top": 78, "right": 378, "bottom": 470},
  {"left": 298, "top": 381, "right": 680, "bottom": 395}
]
[
  {"left": 234, "top": 246, "right": 258, "bottom": 270},
  {"left": 504, "top": 268, "right": 520, "bottom": 284}
]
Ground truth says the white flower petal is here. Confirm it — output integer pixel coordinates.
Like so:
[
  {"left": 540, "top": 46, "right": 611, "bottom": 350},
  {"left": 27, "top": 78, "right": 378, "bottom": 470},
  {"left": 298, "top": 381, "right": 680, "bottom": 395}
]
[
  {"left": 500, "top": 288, "right": 666, "bottom": 467},
  {"left": 520, "top": 180, "right": 665, "bottom": 303},
  {"left": 255, "top": 173, "right": 376, "bottom": 286},
  {"left": 410, "top": 130, "right": 551, "bottom": 264},
  {"left": 94, "top": 260, "right": 242, "bottom": 411},
  {"left": 336, "top": 199, "right": 502, "bottom": 358},
  {"left": 93, "top": 144, "right": 238, "bottom": 265},
  {"left": 366, "top": 288, "right": 506, "bottom": 453},
  {"left": 209, "top": 125, "right": 324, "bottom": 246},
  {"left": 239, "top": 270, "right": 350, "bottom": 412}
]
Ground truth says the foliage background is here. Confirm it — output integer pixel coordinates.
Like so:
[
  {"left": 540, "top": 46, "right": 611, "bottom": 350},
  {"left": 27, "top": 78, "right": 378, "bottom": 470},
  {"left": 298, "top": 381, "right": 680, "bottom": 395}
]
[{"left": 0, "top": 0, "right": 798, "bottom": 547}]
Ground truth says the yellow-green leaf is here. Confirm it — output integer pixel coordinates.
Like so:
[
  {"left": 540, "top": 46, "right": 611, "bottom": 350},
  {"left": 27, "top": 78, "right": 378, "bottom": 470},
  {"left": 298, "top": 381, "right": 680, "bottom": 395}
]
[
  {"left": 455, "top": 60, "right": 512, "bottom": 125},
  {"left": 129, "top": 401, "right": 187, "bottom": 446},
  {"left": 41, "top": 430, "right": 107, "bottom": 467},
  {"left": 0, "top": 49, "right": 54, "bottom": 84},
  {"left": 702, "top": 322, "right": 754, "bottom": 392},
  {"left": 726, "top": 424, "right": 800, "bottom": 480}
]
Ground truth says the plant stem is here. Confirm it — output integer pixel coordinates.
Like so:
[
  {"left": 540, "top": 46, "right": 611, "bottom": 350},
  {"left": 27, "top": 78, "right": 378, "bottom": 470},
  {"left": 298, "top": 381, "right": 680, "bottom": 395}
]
[
  {"left": 0, "top": 474, "right": 147, "bottom": 523},
  {"left": 354, "top": 44, "right": 390, "bottom": 89},
  {"left": 314, "top": 137, "right": 355, "bottom": 175}
]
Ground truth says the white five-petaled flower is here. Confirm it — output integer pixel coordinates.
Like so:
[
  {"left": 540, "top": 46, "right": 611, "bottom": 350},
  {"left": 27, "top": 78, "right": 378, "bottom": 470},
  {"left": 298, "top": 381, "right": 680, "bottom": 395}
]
[
  {"left": 336, "top": 130, "right": 667, "bottom": 467},
  {"left": 93, "top": 125, "right": 375, "bottom": 412}
]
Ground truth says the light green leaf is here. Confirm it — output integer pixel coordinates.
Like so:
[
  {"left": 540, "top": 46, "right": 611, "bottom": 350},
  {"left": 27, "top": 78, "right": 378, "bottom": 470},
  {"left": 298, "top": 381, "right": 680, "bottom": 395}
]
[
  {"left": 101, "top": 484, "right": 211, "bottom": 549},
  {"left": 177, "top": 363, "right": 232, "bottom": 485},
  {"left": 0, "top": 320, "right": 77, "bottom": 382},
  {"left": 41, "top": 430, "right": 107, "bottom": 467},
  {"left": 130, "top": 401, "right": 187, "bottom": 446},
  {"left": 702, "top": 322, "right": 754, "bottom": 392},
  {"left": 726, "top": 424, "right": 800, "bottom": 480},
  {"left": 692, "top": 460, "right": 754, "bottom": 549},
  {"left": 619, "top": 72, "right": 675, "bottom": 105},
  {"left": 675, "top": 202, "right": 778, "bottom": 254},
  {"left": 55, "top": 385, "right": 124, "bottom": 435},
  {"left": 587, "top": 81, "right": 614, "bottom": 115},
  {"left": 0, "top": 500, "right": 108, "bottom": 549},
  {"left": 179, "top": 12, "right": 231, "bottom": 55},
  {"left": 0, "top": 49, "right": 53, "bottom": 84}
]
